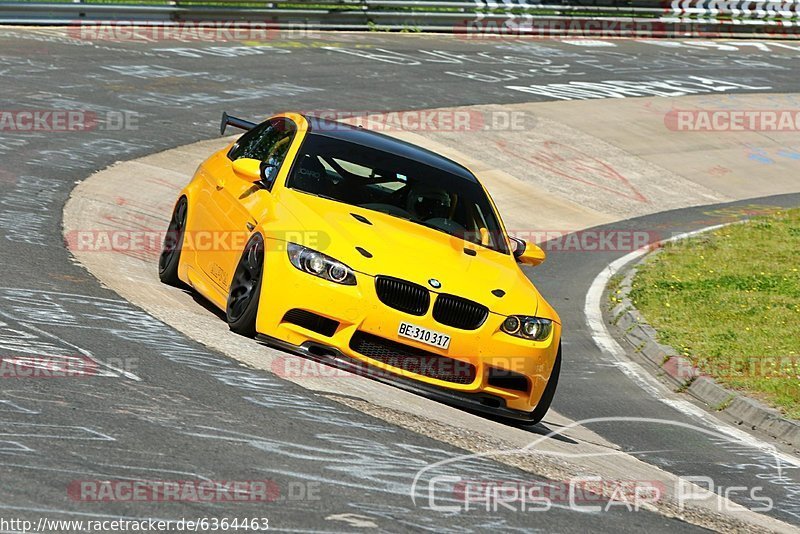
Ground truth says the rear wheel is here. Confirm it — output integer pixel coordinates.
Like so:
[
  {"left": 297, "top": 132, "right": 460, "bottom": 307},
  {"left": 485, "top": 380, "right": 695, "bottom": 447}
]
[
  {"left": 158, "top": 197, "right": 187, "bottom": 286},
  {"left": 525, "top": 344, "right": 561, "bottom": 426},
  {"left": 226, "top": 233, "right": 265, "bottom": 337}
]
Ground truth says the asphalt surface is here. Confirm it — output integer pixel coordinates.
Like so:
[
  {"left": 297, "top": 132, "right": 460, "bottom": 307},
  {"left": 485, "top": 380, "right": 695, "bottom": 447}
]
[{"left": 1, "top": 27, "right": 800, "bottom": 531}]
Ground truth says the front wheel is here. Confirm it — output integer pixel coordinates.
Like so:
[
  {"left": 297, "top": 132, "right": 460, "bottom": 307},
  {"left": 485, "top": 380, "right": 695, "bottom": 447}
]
[
  {"left": 159, "top": 197, "right": 187, "bottom": 286},
  {"left": 226, "top": 233, "right": 265, "bottom": 337},
  {"left": 525, "top": 344, "right": 561, "bottom": 426}
]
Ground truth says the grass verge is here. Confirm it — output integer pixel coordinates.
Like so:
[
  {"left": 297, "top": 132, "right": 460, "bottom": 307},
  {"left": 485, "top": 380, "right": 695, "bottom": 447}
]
[{"left": 629, "top": 208, "right": 800, "bottom": 419}]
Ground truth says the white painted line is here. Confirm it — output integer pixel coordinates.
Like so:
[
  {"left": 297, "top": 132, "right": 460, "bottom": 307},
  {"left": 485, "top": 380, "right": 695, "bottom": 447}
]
[{"left": 584, "top": 222, "right": 800, "bottom": 468}]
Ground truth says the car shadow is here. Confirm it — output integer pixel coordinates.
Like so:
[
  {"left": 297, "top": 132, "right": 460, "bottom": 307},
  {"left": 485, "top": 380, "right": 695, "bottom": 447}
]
[
  {"left": 518, "top": 421, "right": 579, "bottom": 445},
  {"left": 189, "top": 290, "right": 227, "bottom": 321},
  {"left": 476, "top": 413, "right": 578, "bottom": 445}
]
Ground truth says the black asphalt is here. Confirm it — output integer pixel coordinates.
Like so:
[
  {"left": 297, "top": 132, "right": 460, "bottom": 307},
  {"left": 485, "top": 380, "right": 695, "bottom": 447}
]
[{"left": 1, "top": 28, "right": 799, "bottom": 531}]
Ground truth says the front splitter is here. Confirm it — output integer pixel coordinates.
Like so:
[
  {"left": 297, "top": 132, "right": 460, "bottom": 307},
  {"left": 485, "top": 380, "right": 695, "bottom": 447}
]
[{"left": 255, "top": 333, "right": 538, "bottom": 423}]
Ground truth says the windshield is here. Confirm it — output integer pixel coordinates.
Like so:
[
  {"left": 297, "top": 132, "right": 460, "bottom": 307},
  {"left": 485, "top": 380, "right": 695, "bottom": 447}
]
[{"left": 286, "top": 133, "right": 509, "bottom": 254}]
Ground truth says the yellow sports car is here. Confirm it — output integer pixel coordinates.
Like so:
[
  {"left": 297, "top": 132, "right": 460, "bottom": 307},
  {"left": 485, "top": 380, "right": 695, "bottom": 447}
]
[{"left": 159, "top": 112, "right": 561, "bottom": 424}]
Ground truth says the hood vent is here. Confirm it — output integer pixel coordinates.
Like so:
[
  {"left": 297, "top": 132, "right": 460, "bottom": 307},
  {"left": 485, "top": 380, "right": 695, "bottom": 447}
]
[
  {"left": 356, "top": 246, "right": 373, "bottom": 258},
  {"left": 351, "top": 212, "right": 372, "bottom": 225}
]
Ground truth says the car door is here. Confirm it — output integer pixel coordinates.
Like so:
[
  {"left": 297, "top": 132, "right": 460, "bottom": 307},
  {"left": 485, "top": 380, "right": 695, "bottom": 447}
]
[{"left": 199, "top": 118, "right": 297, "bottom": 295}]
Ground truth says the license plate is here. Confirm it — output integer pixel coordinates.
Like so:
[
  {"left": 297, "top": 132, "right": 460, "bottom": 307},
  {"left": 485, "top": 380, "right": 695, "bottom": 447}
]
[{"left": 398, "top": 321, "right": 450, "bottom": 350}]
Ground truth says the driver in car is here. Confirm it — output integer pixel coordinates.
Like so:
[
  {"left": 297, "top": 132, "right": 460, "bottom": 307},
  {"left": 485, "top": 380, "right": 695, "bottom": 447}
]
[{"left": 407, "top": 185, "right": 452, "bottom": 221}]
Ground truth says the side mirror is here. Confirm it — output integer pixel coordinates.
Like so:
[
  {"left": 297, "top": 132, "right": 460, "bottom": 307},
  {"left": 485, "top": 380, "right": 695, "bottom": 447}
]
[
  {"left": 232, "top": 158, "right": 278, "bottom": 189},
  {"left": 510, "top": 237, "right": 546, "bottom": 266},
  {"left": 232, "top": 158, "right": 262, "bottom": 182}
]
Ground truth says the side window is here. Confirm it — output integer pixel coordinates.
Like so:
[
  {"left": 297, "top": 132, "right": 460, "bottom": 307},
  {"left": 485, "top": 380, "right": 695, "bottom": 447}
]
[
  {"left": 227, "top": 118, "right": 296, "bottom": 188},
  {"left": 227, "top": 122, "right": 269, "bottom": 161}
]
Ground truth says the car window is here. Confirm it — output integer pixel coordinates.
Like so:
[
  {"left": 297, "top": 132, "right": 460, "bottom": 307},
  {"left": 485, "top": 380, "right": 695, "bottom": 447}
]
[
  {"left": 331, "top": 158, "right": 372, "bottom": 178},
  {"left": 286, "top": 133, "right": 509, "bottom": 254},
  {"left": 228, "top": 119, "right": 296, "bottom": 185}
]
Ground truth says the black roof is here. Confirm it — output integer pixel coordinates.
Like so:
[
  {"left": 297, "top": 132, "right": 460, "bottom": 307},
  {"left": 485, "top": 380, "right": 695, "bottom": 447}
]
[{"left": 304, "top": 115, "right": 477, "bottom": 183}]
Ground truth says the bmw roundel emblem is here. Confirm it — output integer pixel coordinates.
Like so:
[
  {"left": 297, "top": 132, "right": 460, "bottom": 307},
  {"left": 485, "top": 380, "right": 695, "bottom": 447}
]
[{"left": 428, "top": 278, "right": 442, "bottom": 289}]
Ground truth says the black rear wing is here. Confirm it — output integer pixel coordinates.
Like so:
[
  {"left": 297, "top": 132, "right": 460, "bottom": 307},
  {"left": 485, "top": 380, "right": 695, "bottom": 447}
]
[{"left": 220, "top": 111, "right": 256, "bottom": 135}]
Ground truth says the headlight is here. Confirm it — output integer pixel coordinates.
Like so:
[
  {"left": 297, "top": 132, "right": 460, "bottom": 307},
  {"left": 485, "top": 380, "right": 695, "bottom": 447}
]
[
  {"left": 501, "top": 315, "right": 552, "bottom": 341},
  {"left": 286, "top": 243, "right": 356, "bottom": 285}
]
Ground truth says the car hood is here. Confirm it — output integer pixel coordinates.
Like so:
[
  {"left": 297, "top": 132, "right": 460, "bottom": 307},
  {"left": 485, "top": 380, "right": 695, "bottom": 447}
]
[{"left": 275, "top": 190, "right": 556, "bottom": 320}]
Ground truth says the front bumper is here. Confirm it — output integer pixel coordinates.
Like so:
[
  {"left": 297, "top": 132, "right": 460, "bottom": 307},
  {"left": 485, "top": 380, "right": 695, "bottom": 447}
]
[
  {"left": 256, "top": 247, "right": 561, "bottom": 414},
  {"left": 257, "top": 333, "right": 544, "bottom": 422}
]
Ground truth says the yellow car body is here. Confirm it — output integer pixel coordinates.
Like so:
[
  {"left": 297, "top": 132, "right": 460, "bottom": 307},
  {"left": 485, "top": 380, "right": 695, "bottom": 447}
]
[{"left": 160, "top": 112, "right": 561, "bottom": 422}]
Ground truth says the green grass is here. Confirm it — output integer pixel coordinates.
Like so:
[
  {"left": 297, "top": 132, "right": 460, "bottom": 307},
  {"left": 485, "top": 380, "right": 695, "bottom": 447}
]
[{"left": 629, "top": 208, "right": 800, "bottom": 419}]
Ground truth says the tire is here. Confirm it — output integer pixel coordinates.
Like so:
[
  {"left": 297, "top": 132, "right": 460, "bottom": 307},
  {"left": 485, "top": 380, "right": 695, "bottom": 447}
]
[
  {"left": 158, "top": 197, "right": 187, "bottom": 286},
  {"left": 226, "top": 233, "right": 265, "bottom": 337},
  {"left": 525, "top": 343, "right": 561, "bottom": 426}
]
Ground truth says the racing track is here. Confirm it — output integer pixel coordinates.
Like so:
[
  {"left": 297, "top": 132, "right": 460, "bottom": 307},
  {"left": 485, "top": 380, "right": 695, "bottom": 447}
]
[{"left": 2, "top": 27, "right": 800, "bottom": 532}]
